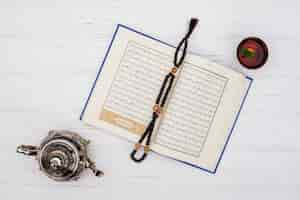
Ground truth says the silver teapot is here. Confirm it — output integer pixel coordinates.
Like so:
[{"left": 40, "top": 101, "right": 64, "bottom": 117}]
[{"left": 17, "top": 130, "right": 103, "bottom": 181}]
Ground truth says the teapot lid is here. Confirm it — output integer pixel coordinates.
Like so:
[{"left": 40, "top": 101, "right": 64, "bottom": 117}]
[{"left": 39, "top": 139, "right": 80, "bottom": 181}]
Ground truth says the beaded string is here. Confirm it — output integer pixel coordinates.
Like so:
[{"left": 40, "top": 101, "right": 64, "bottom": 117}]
[{"left": 130, "top": 18, "right": 198, "bottom": 162}]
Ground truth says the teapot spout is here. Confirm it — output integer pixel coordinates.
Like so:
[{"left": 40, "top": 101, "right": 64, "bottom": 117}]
[{"left": 17, "top": 145, "right": 39, "bottom": 156}]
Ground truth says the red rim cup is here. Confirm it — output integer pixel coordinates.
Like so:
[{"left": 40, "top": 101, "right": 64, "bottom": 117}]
[{"left": 237, "top": 37, "right": 268, "bottom": 69}]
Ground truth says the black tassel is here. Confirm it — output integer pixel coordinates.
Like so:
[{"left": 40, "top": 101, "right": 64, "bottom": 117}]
[
  {"left": 174, "top": 18, "right": 198, "bottom": 67},
  {"left": 130, "top": 18, "right": 198, "bottom": 163}
]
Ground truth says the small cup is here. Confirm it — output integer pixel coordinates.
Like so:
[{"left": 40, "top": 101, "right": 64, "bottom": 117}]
[{"left": 237, "top": 37, "right": 268, "bottom": 69}]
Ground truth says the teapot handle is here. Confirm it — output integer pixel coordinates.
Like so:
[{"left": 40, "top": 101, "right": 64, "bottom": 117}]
[{"left": 86, "top": 158, "right": 104, "bottom": 177}]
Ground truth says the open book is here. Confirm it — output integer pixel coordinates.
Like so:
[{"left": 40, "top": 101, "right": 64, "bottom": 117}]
[{"left": 80, "top": 24, "right": 252, "bottom": 173}]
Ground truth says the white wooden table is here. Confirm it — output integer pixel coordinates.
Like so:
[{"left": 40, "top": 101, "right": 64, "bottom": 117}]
[{"left": 1, "top": 0, "right": 299, "bottom": 199}]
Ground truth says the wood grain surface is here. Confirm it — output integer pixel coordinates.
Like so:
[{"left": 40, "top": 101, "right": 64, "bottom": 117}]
[{"left": 1, "top": 0, "right": 299, "bottom": 199}]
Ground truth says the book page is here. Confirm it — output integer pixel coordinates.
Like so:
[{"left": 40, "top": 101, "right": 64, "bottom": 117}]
[
  {"left": 154, "top": 62, "right": 228, "bottom": 157},
  {"left": 100, "top": 41, "right": 172, "bottom": 135},
  {"left": 81, "top": 25, "right": 177, "bottom": 142}
]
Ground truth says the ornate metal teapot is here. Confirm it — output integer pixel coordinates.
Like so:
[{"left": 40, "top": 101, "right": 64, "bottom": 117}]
[{"left": 17, "top": 130, "right": 103, "bottom": 181}]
